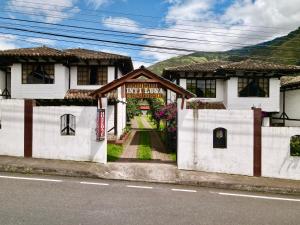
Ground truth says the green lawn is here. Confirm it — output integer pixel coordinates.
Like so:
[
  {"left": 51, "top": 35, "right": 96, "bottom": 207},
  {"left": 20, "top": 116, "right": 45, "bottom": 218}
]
[
  {"left": 136, "top": 116, "right": 144, "bottom": 129},
  {"left": 137, "top": 131, "right": 152, "bottom": 160},
  {"left": 107, "top": 144, "right": 123, "bottom": 162},
  {"left": 170, "top": 152, "right": 176, "bottom": 161}
]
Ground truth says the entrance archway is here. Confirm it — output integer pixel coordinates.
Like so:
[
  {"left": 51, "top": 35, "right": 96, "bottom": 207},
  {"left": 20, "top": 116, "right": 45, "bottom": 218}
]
[{"left": 90, "top": 66, "right": 194, "bottom": 163}]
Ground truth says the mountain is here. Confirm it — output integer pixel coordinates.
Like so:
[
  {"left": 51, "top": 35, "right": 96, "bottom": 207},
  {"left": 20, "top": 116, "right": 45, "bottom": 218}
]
[{"left": 148, "top": 27, "right": 300, "bottom": 75}]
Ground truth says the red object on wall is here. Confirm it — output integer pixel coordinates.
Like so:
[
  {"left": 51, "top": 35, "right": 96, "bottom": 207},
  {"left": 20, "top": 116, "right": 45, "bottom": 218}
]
[
  {"left": 97, "top": 109, "right": 106, "bottom": 141},
  {"left": 140, "top": 105, "right": 150, "bottom": 110}
]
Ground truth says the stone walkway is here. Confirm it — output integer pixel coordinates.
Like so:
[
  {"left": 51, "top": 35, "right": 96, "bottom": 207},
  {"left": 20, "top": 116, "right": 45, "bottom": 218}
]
[
  {"left": 119, "top": 115, "right": 173, "bottom": 163},
  {"left": 140, "top": 116, "right": 172, "bottom": 162}
]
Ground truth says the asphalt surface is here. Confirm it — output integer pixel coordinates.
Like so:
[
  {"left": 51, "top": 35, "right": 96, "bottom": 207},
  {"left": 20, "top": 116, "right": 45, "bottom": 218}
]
[{"left": 0, "top": 172, "right": 299, "bottom": 225}]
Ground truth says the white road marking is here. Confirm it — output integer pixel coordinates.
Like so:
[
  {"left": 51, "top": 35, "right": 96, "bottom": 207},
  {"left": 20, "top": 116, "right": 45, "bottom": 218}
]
[
  {"left": 127, "top": 185, "right": 153, "bottom": 189},
  {"left": 80, "top": 181, "right": 109, "bottom": 186},
  {"left": 171, "top": 188, "right": 197, "bottom": 193},
  {"left": 0, "top": 175, "right": 62, "bottom": 182},
  {"left": 217, "top": 192, "right": 300, "bottom": 202}
]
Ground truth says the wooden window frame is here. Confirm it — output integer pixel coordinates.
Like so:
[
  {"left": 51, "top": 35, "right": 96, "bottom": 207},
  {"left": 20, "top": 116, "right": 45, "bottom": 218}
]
[
  {"left": 238, "top": 78, "right": 269, "bottom": 97},
  {"left": 77, "top": 66, "right": 108, "bottom": 86},
  {"left": 60, "top": 114, "right": 76, "bottom": 136},
  {"left": 213, "top": 127, "right": 227, "bottom": 149},
  {"left": 186, "top": 79, "right": 216, "bottom": 98},
  {"left": 22, "top": 63, "right": 55, "bottom": 84}
]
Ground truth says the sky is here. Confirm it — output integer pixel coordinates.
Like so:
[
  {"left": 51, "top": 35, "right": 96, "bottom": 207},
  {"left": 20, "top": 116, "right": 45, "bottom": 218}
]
[{"left": 0, "top": 0, "right": 300, "bottom": 68}]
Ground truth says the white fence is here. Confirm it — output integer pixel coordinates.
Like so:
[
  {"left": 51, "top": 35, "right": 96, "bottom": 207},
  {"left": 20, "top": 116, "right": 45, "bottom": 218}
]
[
  {"left": 0, "top": 99, "right": 24, "bottom": 157},
  {"left": 262, "top": 127, "right": 300, "bottom": 180},
  {"left": 177, "top": 106, "right": 254, "bottom": 176},
  {"left": 0, "top": 99, "right": 107, "bottom": 163},
  {"left": 177, "top": 100, "right": 300, "bottom": 180},
  {"left": 33, "top": 106, "right": 107, "bottom": 163}
]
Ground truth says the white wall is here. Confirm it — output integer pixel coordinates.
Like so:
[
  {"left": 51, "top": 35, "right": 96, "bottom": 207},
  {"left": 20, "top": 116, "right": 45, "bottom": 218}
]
[
  {"left": 107, "top": 105, "right": 114, "bottom": 134},
  {"left": 226, "top": 78, "right": 280, "bottom": 112},
  {"left": 32, "top": 104, "right": 107, "bottom": 163},
  {"left": 70, "top": 66, "right": 115, "bottom": 90},
  {"left": 177, "top": 100, "right": 254, "bottom": 176},
  {"left": 276, "top": 90, "right": 300, "bottom": 127},
  {"left": 0, "top": 99, "right": 24, "bottom": 157},
  {"left": 262, "top": 127, "right": 300, "bottom": 180},
  {"left": 11, "top": 64, "right": 68, "bottom": 99}
]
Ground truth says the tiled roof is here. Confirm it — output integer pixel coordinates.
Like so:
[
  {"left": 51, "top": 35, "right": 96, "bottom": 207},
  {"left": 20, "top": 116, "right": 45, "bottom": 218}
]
[
  {"left": 220, "top": 59, "right": 300, "bottom": 72},
  {"left": 281, "top": 76, "right": 300, "bottom": 88},
  {"left": 163, "top": 59, "right": 300, "bottom": 75},
  {"left": 65, "top": 89, "right": 117, "bottom": 100},
  {"left": 186, "top": 101, "right": 226, "bottom": 109},
  {"left": 0, "top": 46, "right": 131, "bottom": 60},
  {"left": 164, "top": 61, "right": 231, "bottom": 73},
  {"left": 0, "top": 46, "right": 66, "bottom": 57},
  {"left": 64, "top": 48, "right": 131, "bottom": 60},
  {"left": 65, "top": 89, "right": 95, "bottom": 100}
]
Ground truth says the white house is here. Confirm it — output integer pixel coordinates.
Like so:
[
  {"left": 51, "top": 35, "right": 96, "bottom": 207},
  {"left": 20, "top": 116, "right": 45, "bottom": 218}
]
[
  {"left": 163, "top": 60, "right": 300, "bottom": 119},
  {"left": 0, "top": 46, "right": 133, "bottom": 139},
  {"left": 273, "top": 76, "right": 300, "bottom": 127}
]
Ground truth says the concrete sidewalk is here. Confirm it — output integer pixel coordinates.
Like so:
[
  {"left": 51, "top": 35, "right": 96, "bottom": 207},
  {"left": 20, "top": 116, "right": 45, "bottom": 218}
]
[{"left": 0, "top": 156, "right": 299, "bottom": 195}]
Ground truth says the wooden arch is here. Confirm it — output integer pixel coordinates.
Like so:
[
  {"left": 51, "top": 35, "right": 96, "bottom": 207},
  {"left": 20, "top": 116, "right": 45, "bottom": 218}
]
[{"left": 90, "top": 66, "right": 195, "bottom": 108}]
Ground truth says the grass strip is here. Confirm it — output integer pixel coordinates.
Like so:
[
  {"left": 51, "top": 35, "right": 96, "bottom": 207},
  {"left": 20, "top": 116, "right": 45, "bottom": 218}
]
[
  {"left": 107, "top": 144, "right": 123, "bottom": 162},
  {"left": 137, "top": 131, "right": 152, "bottom": 160},
  {"left": 170, "top": 152, "right": 177, "bottom": 161},
  {"left": 136, "top": 116, "right": 144, "bottom": 129}
]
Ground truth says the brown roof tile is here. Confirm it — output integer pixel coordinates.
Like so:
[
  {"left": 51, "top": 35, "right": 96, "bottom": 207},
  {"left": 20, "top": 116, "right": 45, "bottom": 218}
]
[
  {"left": 0, "top": 46, "right": 66, "bottom": 57},
  {"left": 64, "top": 48, "right": 131, "bottom": 60},
  {"left": 65, "top": 89, "right": 117, "bottom": 100},
  {"left": 164, "top": 61, "right": 232, "bottom": 73},
  {"left": 186, "top": 100, "right": 226, "bottom": 109},
  {"left": 220, "top": 59, "right": 300, "bottom": 72},
  {"left": 0, "top": 46, "right": 131, "bottom": 60},
  {"left": 281, "top": 76, "right": 300, "bottom": 88}
]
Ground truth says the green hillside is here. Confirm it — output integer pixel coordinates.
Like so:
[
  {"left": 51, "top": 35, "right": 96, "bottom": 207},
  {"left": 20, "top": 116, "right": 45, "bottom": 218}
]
[{"left": 149, "top": 27, "right": 300, "bottom": 75}]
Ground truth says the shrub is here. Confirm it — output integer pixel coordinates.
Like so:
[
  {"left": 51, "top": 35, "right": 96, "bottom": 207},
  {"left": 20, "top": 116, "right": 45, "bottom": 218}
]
[{"left": 290, "top": 135, "right": 300, "bottom": 156}]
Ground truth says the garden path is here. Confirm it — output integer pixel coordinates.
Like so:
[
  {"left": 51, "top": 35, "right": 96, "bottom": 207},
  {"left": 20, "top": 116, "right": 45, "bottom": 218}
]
[{"left": 118, "top": 116, "right": 173, "bottom": 163}]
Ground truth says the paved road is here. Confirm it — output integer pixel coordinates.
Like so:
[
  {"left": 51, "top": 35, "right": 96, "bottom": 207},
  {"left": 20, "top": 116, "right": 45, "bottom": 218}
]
[{"left": 0, "top": 172, "right": 299, "bottom": 225}]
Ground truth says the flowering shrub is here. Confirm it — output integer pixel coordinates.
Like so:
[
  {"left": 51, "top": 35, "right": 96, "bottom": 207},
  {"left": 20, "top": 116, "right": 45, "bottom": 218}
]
[{"left": 154, "top": 103, "right": 177, "bottom": 151}]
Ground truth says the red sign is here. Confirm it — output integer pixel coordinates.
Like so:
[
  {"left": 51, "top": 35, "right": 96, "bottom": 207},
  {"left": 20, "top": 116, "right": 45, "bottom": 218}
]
[{"left": 97, "top": 109, "right": 105, "bottom": 141}]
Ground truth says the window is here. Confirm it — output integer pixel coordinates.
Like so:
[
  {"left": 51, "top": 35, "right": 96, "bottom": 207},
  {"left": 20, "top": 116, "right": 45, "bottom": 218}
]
[
  {"left": 22, "top": 64, "right": 54, "bottom": 84},
  {"left": 213, "top": 128, "right": 227, "bottom": 148},
  {"left": 77, "top": 66, "right": 107, "bottom": 85},
  {"left": 238, "top": 78, "right": 269, "bottom": 97},
  {"left": 60, "top": 114, "right": 76, "bottom": 136},
  {"left": 290, "top": 135, "right": 300, "bottom": 156},
  {"left": 186, "top": 79, "right": 216, "bottom": 98}
]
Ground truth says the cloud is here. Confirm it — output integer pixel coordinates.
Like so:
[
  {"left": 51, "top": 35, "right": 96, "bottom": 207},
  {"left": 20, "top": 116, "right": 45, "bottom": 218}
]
[
  {"left": 102, "top": 16, "right": 140, "bottom": 32},
  {"left": 26, "top": 38, "right": 56, "bottom": 46},
  {"left": 7, "top": 0, "right": 80, "bottom": 23},
  {"left": 0, "top": 34, "right": 18, "bottom": 50},
  {"left": 87, "top": 0, "right": 109, "bottom": 8},
  {"left": 132, "top": 60, "right": 152, "bottom": 69},
  {"left": 87, "top": 0, "right": 127, "bottom": 9},
  {"left": 141, "top": 0, "right": 300, "bottom": 61}
]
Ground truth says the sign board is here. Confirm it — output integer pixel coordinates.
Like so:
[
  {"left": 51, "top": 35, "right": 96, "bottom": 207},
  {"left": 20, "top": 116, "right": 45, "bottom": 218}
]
[
  {"left": 125, "top": 83, "right": 164, "bottom": 98},
  {"left": 96, "top": 109, "right": 105, "bottom": 141}
]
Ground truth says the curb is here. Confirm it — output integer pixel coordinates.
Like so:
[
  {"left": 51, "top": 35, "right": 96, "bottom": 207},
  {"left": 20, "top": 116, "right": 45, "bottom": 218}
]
[{"left": 0, "top": 163, "right": 299, "bottom": 196}]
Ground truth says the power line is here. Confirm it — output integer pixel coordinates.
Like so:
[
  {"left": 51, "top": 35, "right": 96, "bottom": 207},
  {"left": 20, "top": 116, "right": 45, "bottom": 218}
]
[
  {"left": 0, "top": 34, "right": 155, "bottom": 64},
  {"left": 0, "top": 31, "right": 183, "bottom": 61},
  {"left": 7, "top": 0, "right": 285, "bottom": 30},
  {"left": 0, "top": 7, "right": 283, "bottom": 38},
  {"left": 0, "top": 30, "right": 298, "bottom": 64},
  {"left": 0, "top": 17, "right": 299, "bottom": 53}
]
